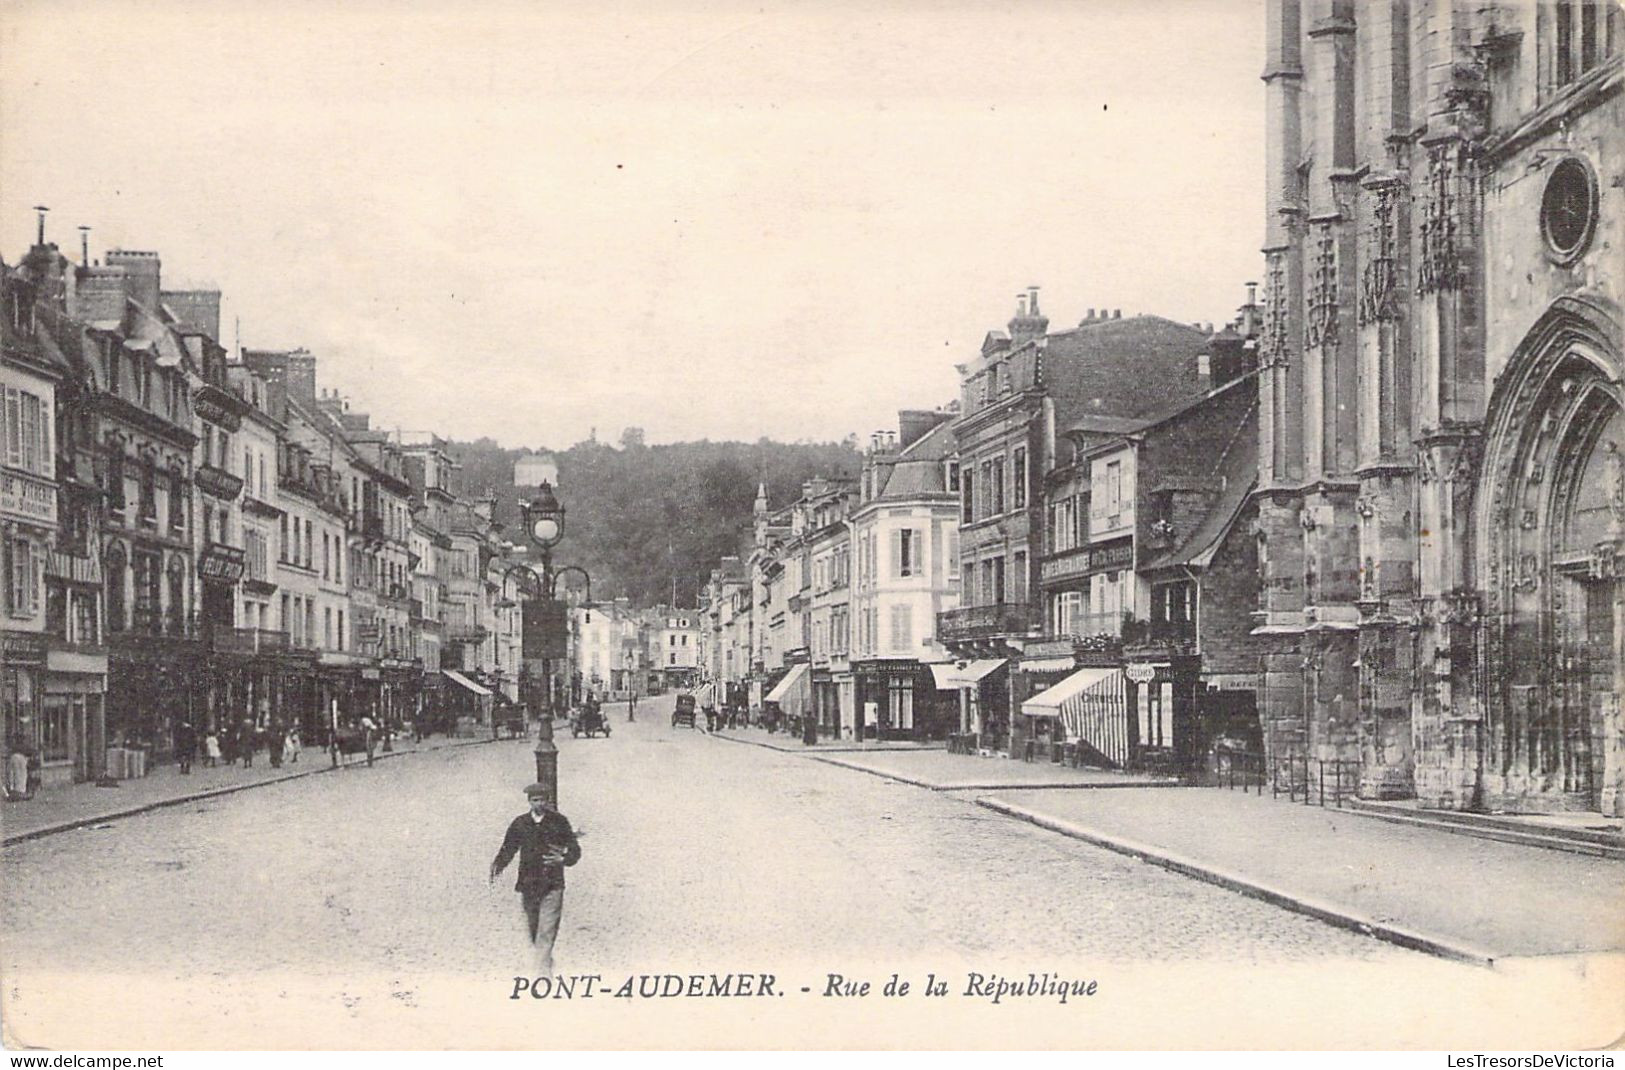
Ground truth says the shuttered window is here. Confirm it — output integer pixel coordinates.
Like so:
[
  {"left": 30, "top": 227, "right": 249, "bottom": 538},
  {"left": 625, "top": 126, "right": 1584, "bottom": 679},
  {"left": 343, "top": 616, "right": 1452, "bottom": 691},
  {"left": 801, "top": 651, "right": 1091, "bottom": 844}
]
[{"left": 889, "top": 604, "right": 912, "bottom": 651}]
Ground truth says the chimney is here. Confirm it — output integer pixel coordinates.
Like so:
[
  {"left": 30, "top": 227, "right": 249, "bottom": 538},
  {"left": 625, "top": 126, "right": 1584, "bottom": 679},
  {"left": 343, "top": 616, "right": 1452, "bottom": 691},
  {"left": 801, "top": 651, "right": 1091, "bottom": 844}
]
[
  {"left": 78, "top": 225, "right": 90, "bottom": 266},
  {"left": 32, "top": 205, "right": 48, "bottom": 246},
  {"left": 1007, "top": 284, "right": 1049, "bottom": 347},
  {"left": 67, "top": 265, "right": 130, "bottom": 323},
  {"left": 104, "top": 249, "right": 162, "bottom": 312},
  {"left": 1086, "top": 308, "right": 1095, "bottom": 320},
  {"left": 1113, "top": 309, "right": 1122, "bottom": 319},
  {"left": 1240, "top": 281, "right": 1261, "bottom": 337},
  {"left": 162, "top": 289, "right": 222, "bottom": 340}
]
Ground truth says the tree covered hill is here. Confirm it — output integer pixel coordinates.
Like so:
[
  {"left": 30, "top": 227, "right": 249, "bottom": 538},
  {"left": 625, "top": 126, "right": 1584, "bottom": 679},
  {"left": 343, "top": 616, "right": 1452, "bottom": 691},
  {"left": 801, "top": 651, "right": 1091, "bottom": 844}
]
[{"left": 445, "top": 431, "right": 861, "bottom": 607}]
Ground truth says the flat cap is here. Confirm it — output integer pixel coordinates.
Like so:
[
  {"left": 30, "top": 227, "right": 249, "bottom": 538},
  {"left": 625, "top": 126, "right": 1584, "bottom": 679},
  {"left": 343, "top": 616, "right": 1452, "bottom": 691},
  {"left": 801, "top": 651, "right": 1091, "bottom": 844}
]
[{"left": 523, "top": 783, "right": 550, "bottom": 797}]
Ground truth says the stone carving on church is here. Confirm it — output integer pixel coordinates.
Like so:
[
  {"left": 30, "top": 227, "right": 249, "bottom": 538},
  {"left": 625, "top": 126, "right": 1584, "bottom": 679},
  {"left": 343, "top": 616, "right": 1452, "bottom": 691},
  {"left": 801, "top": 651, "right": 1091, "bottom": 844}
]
[
  {"left": 1306, "top": 222, "right": 1339, "bottom": 349},
  {"left": 1417, "top": 142, "right": 1468, "bottom": 295},
  {"left": 1260, "top": 250, "right": 1289, "bottom": 368},
  {"left": 1360, "top": 184, "right": 1400, "bottom": 324}
]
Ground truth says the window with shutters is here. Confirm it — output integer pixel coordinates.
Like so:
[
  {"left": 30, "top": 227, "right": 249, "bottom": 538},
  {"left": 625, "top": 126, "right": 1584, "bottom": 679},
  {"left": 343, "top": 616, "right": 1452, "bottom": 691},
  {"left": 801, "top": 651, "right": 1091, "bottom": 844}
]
[
  {"left": 1013, "top": 448, "right": 1027, "bottom": 509},
  {"left": 132, "top": 550, "right": 160, "bottom": 633},
  {"left": 105, "top": 544, "right": 126, "bottom": 633},
  {"left": 961, "top": 468, "right": 974, "bottom": 522},
  {"left": 169, "top": 470, "right": 187, "bottom": 532},
  {"left": 893, "top": 528, "right": 919, "bottom": 578},
  {"left": 1011, "top": 551, "right": 1027, "bottom": 604},
  {"left": 139, "top": 457, "right": 157, "bottom": 523},
  {"left": 889, "top": 604, "right": 912, "bottom": 651},
  {"left": 106, "top": 447, "right": 126, "bottom": 511},
  {"left": 2, "top": 387, "right": 49, "bottom": 476},
  {"left": 7, "top": 536, "right": 39, "bottom": 618}
]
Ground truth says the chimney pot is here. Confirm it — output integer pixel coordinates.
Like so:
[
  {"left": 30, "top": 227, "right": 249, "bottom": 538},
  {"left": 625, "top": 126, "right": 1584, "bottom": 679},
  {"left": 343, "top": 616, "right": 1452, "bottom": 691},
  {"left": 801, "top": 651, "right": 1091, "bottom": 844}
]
[
  {"left": 1114, "top": 309, "right": 1122, "bottom": 319},
  {"left": 32, "top": 205, "right": 48, "bottom": 246},
  {"left": 78, "top": 225, "right": 91, "bottom": 266},
  {"left": 1246, "top": 281, "right": 1258, "bottom": 305}
]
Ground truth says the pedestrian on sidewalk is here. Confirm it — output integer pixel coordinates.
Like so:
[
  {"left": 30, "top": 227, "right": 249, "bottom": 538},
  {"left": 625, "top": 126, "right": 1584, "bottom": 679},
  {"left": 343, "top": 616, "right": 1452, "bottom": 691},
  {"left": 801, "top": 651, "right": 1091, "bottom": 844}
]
[
  {"left": 240, "top": 719, "right": 256, "bottom": 768},
  {"left": 267, "top": 722, "right": 285, "bottom": 768},
  {"left": 204, "top": 728, "right": 221, "bottom": 768},
  {"left": 489, "top": 783, "right": 582, "bottom": 976},
  {"left": 6, "top": 740, "right": 32, "bottom": 800},
  {"left": 286, "top": 727, "right": 301, "bottom": 764},
  {"left": 174, "top": 720, "right": 196, "bottom": 775}
]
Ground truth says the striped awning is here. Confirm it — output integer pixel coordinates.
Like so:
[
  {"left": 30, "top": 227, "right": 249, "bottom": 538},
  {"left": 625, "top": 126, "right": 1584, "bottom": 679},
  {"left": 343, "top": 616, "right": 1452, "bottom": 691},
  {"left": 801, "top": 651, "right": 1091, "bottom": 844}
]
[
  {"left": 1019, "top": 667, "right": 1129, "bottom": 768},
  {"left": 765, "top": 664, "right": 812, "bottom": 720},
  {"left": 1021, "top": 667, "right": 1119, "bottom": 718},
  {"left": 442, "top": 669, "right": 492, "bottom": 697},
  {"left": 694, "top": 683, "right": 717, "bottom": 707}
]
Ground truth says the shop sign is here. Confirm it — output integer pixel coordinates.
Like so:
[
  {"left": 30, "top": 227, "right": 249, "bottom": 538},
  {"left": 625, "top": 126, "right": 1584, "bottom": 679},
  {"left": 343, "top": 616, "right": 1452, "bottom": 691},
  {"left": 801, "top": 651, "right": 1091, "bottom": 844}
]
[
  {"left": 1040, "top": 536, "right": 1133, "bottom": 583},
  {"left": 1, "top": 632, "right": 47, "bottom": 663},
  {"left": 1125, "top": 663, "right": 1159, "bottom": 684},
  {"left": 197, "top": 543, "right": 246, "bottom": 583},
  {"left": 522, "top": 598, "right": 569, "bottom": 659},
  {"left": 857, "top": 660, "right": 920, "bottom": 678},
  {"left": 1021, "top": 639, "right": 1076, "bottom": 660}
]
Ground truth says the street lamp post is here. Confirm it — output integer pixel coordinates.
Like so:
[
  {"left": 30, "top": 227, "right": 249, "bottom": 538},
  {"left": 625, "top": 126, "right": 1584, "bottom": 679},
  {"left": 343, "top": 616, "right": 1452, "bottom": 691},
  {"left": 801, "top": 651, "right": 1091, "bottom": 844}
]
[{"left": 519, "top": 481, "right": 565, "bottom": 803}]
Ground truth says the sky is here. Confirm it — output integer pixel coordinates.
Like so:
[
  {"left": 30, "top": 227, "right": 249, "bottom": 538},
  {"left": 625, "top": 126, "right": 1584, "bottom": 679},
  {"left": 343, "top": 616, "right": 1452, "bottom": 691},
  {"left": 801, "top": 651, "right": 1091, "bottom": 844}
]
[{"left": 1, "top": 0, "right": 1267, "bottom": 451}]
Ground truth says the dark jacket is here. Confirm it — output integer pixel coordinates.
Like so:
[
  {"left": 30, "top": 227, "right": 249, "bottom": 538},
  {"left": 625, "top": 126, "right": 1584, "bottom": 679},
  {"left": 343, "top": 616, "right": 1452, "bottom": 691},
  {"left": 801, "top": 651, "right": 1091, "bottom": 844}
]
[{"left": 492, "top": 809, "right": 582, "bottom": 892}]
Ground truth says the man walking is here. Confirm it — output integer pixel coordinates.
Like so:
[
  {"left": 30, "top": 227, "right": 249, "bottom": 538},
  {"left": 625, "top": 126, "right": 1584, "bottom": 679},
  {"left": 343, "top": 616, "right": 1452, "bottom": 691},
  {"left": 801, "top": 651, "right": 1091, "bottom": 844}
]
[{"left": 489, "top": 783, "right": 582, "bottom": 975}]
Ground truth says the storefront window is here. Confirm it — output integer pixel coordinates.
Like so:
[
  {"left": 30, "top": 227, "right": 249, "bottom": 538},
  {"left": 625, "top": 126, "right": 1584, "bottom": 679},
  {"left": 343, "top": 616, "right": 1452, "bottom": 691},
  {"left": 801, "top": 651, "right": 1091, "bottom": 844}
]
[{"left": 40, "top": 694, "right": 71, "bottom": 762}]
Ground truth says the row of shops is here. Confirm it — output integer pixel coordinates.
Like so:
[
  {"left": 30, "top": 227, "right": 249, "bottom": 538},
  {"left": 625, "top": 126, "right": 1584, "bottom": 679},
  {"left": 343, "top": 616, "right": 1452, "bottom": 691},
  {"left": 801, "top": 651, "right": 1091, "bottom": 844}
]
[
  {"left": 718, "top": 646, "right": 1250, "bottom": 778},
  {"left": 4, "top": 630, "right": 505, "bottom": 788}
]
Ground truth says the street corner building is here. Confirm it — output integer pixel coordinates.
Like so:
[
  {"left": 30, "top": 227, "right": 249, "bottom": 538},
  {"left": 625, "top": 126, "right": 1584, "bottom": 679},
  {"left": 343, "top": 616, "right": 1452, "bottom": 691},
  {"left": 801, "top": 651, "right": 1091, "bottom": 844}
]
[{"left": 1254, "top": 0, "right": 1623, "bottom": 816}]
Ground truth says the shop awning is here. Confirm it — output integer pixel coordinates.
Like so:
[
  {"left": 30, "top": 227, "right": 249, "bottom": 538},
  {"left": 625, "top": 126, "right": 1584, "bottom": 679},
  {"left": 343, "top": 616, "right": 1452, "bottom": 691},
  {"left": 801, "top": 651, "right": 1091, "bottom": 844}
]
[
  {"left": 941, "top": 659, "right": 1006, "bottom": 687},
  {"left": 694, "top": 683, "right": 717, "bottom": 707},
  {"left": 927, "top": 663, "right": 959, "bottom": 690},
  {"left": 1022, "top": 667, "right": 1119, "bottom": 718},
  {"left": 1021, "top": 667, "right": 1130, "bottom": 767},
  {"left": 765, "top": 663, "right": 809, "bottom": 704},
  {"left": 442, "top": 669, "right": 492, "bottom": 697}
]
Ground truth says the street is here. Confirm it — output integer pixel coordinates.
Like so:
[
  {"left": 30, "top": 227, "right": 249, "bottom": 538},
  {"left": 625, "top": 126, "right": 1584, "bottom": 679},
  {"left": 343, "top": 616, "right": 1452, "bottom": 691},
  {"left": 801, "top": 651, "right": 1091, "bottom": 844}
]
[{"left": 2, "top": 694, "right": 1617, "bottom": 1049}]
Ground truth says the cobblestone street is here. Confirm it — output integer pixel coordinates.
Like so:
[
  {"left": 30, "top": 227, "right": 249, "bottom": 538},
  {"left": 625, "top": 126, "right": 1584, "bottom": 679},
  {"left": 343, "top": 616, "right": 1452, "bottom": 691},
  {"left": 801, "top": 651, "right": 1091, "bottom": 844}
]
[{"left": 3, "top": 695, "right": 1619, "bottom": 1049}]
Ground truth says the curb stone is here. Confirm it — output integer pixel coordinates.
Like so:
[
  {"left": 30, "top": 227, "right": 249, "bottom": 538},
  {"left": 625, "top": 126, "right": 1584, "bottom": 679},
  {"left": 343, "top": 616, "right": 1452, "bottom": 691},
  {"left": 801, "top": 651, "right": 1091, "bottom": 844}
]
[
  {"left": 976, "top": 796, "right": 1501, "bottom": 968},
  {"left": 1, "top": 736, "right": 503, "bottom": 847},
  {"left": 807, "top": 753, "right": 1184, "bottom": 793}
]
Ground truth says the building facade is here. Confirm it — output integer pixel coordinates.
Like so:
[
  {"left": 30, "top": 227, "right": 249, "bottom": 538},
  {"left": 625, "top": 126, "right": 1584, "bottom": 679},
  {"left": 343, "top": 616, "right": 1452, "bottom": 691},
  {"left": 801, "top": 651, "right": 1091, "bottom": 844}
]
[{"left": 1255, "top": 0, "right": 1622, "bottom": 814}]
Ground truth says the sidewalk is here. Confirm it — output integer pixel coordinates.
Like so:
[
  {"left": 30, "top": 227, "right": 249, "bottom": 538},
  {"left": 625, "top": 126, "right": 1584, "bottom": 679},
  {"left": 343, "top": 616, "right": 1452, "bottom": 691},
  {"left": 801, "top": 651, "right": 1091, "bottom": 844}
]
[
  {"left": 981, "top": 787, "right": 1625, "bottom": 963},
  {"left": 804, "top": 747, "right": 1179, "bottom": 790},
  {"left": 711, "top": 728, "right": 945, "bottom": 754},
  {"left": 1, "top": 733, "right": 504, "bottom": 845}
]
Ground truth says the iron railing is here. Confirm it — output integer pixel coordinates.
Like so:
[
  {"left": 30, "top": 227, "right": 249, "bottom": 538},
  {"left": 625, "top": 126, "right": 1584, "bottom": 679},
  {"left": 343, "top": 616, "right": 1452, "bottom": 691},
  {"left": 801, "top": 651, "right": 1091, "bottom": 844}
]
[{"left": 1215, "top": 744, "right": 1359, "bottom": 807}]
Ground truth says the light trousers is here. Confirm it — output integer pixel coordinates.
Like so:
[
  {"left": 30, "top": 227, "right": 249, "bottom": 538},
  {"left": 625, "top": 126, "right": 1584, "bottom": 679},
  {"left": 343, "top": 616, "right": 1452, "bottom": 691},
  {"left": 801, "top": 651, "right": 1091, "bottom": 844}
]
[{"left": 520, "top": 887, "right": 564, "bottom": 973}]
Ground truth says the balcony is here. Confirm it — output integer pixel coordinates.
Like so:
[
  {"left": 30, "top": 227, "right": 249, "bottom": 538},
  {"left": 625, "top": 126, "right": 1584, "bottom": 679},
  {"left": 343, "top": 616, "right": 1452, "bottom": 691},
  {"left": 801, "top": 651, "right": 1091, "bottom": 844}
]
[
  {"left": 196, "top": 463, "right": 243, "bottom": 501},
  {"left": 1120, "top": 617, "right": 1196, "bottom": 656},
  {"left": 361, "top": 513, "right": 386, "bottom": 543},
  {"left": 212, "top": 627, "right": 292, "bottom": 655},
  {"left": 278, "top": 468, "right": 347, "bottom": 516},
  {"left": 936, "top": 602, "right": 1038, "bottom": 643}
]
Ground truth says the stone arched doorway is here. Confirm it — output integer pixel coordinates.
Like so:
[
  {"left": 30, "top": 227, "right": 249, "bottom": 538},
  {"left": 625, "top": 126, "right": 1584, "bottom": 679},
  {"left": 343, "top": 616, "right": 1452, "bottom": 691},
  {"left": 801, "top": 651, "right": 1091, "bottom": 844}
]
[{"left": 1478, "top": 297, "right": 1623, "bottom": 816}]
